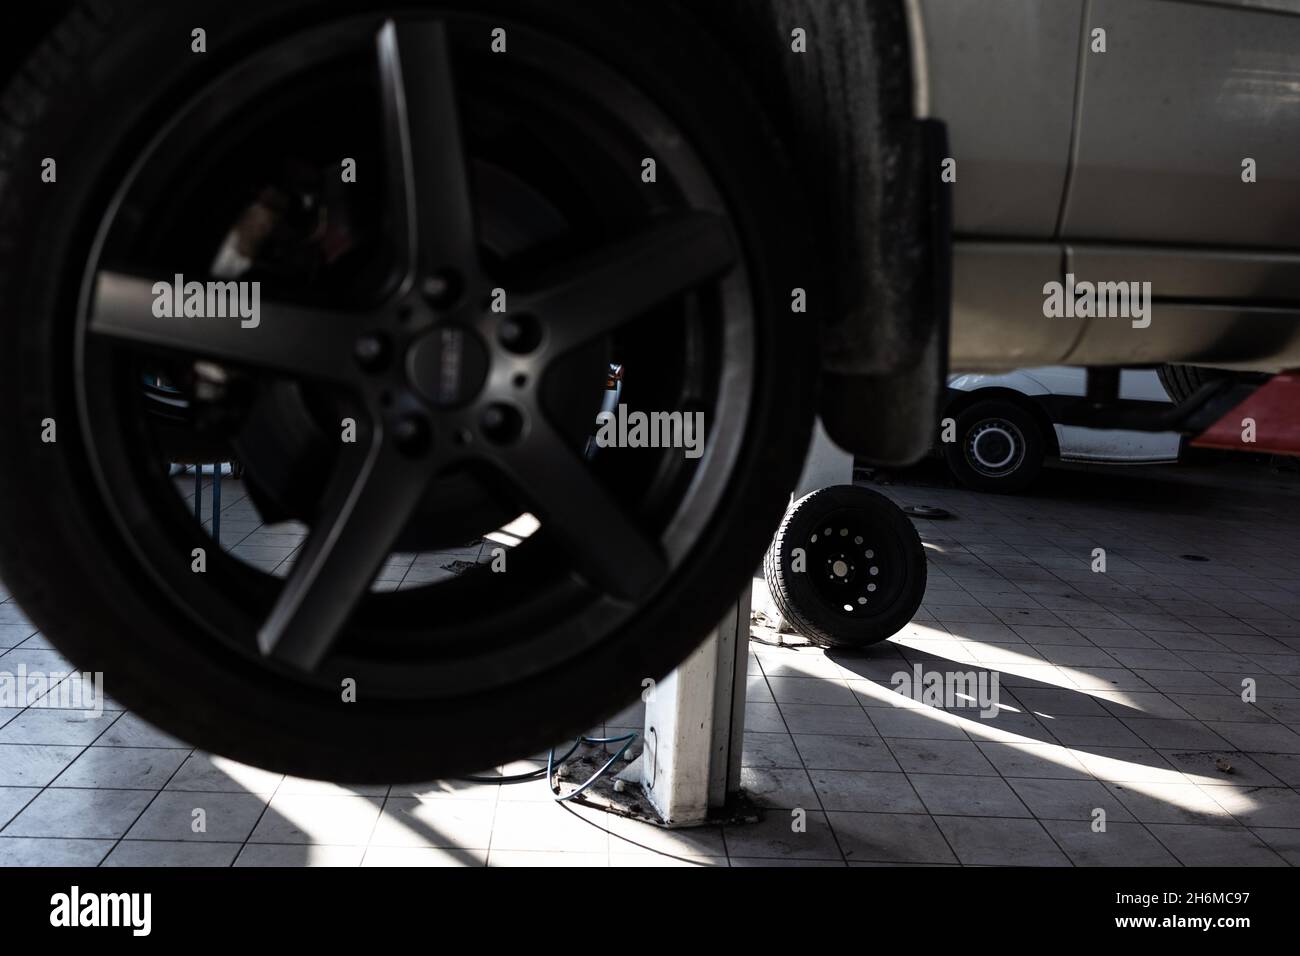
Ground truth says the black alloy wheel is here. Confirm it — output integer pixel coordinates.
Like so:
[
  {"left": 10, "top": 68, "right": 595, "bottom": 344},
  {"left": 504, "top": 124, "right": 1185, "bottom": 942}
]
[{"left": 0, "top": 0, "right": 819, "bottom": 780}]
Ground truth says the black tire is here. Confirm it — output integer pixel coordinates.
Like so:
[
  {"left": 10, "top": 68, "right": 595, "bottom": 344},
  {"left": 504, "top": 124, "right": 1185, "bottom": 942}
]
[
  {"left": 1156, "top": 364, "right": 1227, "bottom": 405},
  {"left": 943, "top": 398, "right": 1045, "bottom": 494},
  {"left": 763, "top": 486, "right": 925, "bottom": 648},
  {"left": 0, "top": 0, "right": 819, "bottom": 781}
]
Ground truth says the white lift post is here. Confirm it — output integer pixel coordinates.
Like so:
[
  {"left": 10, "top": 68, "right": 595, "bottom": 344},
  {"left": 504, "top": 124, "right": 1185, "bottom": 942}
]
[{"left": 640, "top": 421, "right": 853, "bottom": 825}]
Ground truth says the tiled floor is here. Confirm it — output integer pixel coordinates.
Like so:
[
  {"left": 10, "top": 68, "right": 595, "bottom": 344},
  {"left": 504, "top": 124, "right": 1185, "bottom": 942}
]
[
  {"left": 171, "top": 470, "right": 501, "bottom": 587},
  {"left": 1, "top": 461, "right": 1298, "bottom": 865}
]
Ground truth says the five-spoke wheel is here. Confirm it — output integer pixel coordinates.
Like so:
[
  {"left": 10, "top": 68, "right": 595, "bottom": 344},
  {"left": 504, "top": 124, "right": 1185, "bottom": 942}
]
[{"left": 0, "top": 2, "right": 818, "bottom": 780}]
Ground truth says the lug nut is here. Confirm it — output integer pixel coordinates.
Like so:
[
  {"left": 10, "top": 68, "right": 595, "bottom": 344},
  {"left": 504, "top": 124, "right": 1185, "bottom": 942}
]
[
  {"left": 354, "top": 333, "right": 389, "bottom": 371},
  {"left": 498, "top": 314, "right": 542, "bottom": 354},
  {"left": 481, "top": 403, "right": 523, "bottom": 444},
  {"left": 422, "top": 271, "right": 462, "bottom": 310},
  {"left": 391, "top": 414, "right": 430, "bottom": 455}
]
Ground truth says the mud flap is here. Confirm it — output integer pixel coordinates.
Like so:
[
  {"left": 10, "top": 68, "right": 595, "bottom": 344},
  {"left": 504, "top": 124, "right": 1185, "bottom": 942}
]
[
  {"left": 820, "top": 119, "right": 952, "bottom": 465},
  {"left": 693, "top": 1, "right": 951, "bottom": 464}
]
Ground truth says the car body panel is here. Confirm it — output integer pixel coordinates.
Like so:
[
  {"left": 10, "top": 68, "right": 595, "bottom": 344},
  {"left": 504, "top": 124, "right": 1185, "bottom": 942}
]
[
  {"left": 912, "top": 0, "right": 1083, "bottom": 236},
  {"left": 912, "top": 0, "right": 1300, "bottom": 372},
  {"left": 1051, "top": 424, "right": 1181, "bottom": 462},
  {"left": 1062, "top": 0, "right": 1300, "bottom": 247}
]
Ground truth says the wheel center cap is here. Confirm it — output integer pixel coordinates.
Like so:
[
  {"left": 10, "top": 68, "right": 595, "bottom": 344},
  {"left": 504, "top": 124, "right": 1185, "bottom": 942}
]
[
  {"left": 832, "top": 559, "right": 849, "bottom": 578},
  {"left": 974, "top": 428, "right": 1015, "bottom": 469},
  {"left": 406, "top": 324, "right": 490, "bottom": 408}
]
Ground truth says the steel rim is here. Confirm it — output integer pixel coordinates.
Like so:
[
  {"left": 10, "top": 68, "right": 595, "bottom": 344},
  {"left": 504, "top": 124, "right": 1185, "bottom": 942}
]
[
  {"left": 966, "top": 418, "right": 1026, "bottom": 478},
  {"left": 798, "top": 508, "right": 906, "bottom": 620}
]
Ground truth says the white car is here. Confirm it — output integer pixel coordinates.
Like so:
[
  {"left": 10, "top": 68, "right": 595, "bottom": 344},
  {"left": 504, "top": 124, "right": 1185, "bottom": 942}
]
[{"left": 943, "top": 367, "right": 1181, "bottom": 493}]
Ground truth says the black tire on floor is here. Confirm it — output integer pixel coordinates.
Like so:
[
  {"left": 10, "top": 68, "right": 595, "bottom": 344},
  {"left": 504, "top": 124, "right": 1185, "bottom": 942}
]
[
  {"left": 0, "top": 0, "right": 821, "bottom": 781},
  {"left": 764, "top": 485, "right": 926, "bottom": 648},
  {"left": 943, "top": 398, "right": 1045, "bottom": 494}
]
